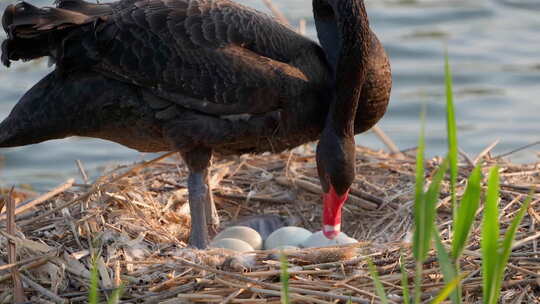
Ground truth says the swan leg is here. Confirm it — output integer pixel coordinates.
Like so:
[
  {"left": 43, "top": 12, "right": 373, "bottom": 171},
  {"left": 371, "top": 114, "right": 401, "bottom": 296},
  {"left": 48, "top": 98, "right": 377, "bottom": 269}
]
[
  {"left": 182, "top": 147, "right": 219, "bottom": 249},
  {"left": 186, "top": 170, "right": 209, "bottom": 249}
]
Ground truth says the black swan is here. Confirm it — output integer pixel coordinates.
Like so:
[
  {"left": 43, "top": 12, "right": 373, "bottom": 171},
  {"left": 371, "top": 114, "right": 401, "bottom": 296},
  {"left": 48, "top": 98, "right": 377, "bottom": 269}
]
[{"left": 0, "top": 0, "right": 391, "bottom": 248}]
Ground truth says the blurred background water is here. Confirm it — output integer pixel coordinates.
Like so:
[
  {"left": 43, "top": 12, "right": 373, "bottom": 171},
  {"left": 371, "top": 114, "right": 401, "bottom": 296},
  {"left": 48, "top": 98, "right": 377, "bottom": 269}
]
[{"left": 0, "top": 0, "right": 539, "bottom": 191}]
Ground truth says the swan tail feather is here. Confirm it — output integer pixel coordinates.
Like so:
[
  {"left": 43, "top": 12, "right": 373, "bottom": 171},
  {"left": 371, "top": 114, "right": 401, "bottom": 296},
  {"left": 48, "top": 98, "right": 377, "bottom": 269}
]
[{"left": 1, "top": 1, "right": 103, "bottom": 67}]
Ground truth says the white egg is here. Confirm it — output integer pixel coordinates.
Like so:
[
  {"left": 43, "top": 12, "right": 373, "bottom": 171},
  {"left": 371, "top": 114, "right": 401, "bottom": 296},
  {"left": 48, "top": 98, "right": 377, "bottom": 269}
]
[
  {"left": 213, "top": 226, "right": 263, "bottom": 250},
  {"left": 264, "top": 226, "right": 312, "bottom": 250},
  {"left": 301, "top": 231, "right": 358, "bottom": 248},
  {"left": 210, "top": 238, "right": 254, "bottom": 252}
]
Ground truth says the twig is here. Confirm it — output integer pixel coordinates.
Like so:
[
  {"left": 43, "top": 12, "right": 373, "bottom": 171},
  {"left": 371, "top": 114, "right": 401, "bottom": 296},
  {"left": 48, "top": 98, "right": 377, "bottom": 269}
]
[
  {"left": 372, "top": 125, "right": 401, "bottom": 155},
  {"left": 0, "top": 256, "right": 52, "bottom": 283},
  {"left": 166, "top": 293, "right": 223, "bottom": 300},
  {"left": 215, "top": 277, "right": 335, "bottom": 304},
  {"left": 243, "top": 269, "right": 333, "bottom": 277},
  {"left": 18, "top": 152, "right": 176, "bottom": 227},
  {"left": 512, "top": 231, "right": 540, "bottom": 250},
  {"left": 349, "top": 187, "right": 385, "bottom": 206},
  {"left": 341, "top": 283, "right": 399, "bottom": 304},
  {"left": 6, "top": 188, "right": 26, "bottom": 303},
  {"left": 0, "top": 179, "right": 74, "bottom": 221},
  {"left": 75, "top": 160, "right": 89, "bottom": 183},
  {"left": 19, "top": 273, "right": 67, "bottom": 304},
  {"left": 219, "top": 285, "right": 247, "bottom": 304},
  {"left": 474, "top": 139, "right": 500, "bottom": 164},
  {"left": 495, "top": 140, "right": 540, "bottom": 159},
  {"left": 276, "top": 177, "right": 378, "bottom": 210},
  {"left": 0, "top": 251, "right": 57, "bottom": 272},
  {"left": 463, "top": 278, "right": 538, "bottom": 291},
  {"left": 135, "top": 281, "right": 200, "bottom": 303},
  {"left": 174, "top": 256, "right": 371, "bottom": 304},
  {"left": 148, "top": 268, "right": 193, "bottom": 292},
  {"left": 458, "top": 148, "right": 475, "bottom": 167},
  {"left": 500, "top": 183, "right": 540, "bottom": 193},
  {"left": 301, "top": 254, "right": 373, "bottom": 270},
  {"left": 506, "top": 263, "right": 540, "bottom": 277},
  {"left": 160, "top": 297, "right": 266, "bottom": 304},
  {"left": 214, "top": 191, "right": 291, "bottom": 205},
  {"left": 528, "top": 205, "right": 540, "bottom": 223}
]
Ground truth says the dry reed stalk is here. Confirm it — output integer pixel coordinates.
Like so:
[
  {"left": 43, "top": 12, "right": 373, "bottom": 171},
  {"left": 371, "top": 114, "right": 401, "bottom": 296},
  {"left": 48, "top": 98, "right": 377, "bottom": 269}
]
[
  {"left": 6, "top": 189, "right": 25, "bottom": 303},
  {"left": 275, "top": 176, "right": 378, "bottom": 209},
  {"left": 19, "top": 273, "right": 67, "bottom": 304},
  {"left": 18, "top": 152, "right": 176, "bottom": 227},
  {"left": 214, "top": 277, "right": 334, "bottom": 304},
  {"left": 242, "top": 269, "right": 333, "bottom": 277},
  {"left": 0, "top": 251, "right": 56, "bottom": 272},
  {"left": 75, "top": 160, "right": 89, "bottom": 183},
  {"left": 174, "top": 256, "right": 372, "bottom": 304},
  {"left": 0, "top": 257, "right": 52, "bottom": 284},
  {"left": 341, "top": 282, "right": 399, "bottom": 304},
  {"left": 371, "top": 125, "right": 402, "bottom": 155},
  {"left": 218, "top": 285, "right": 248, "bottom": 304},
  {"left": 0, "top": 179, "right": 74, "bottom": 222},
  {"left": 474, "top": 139, "right": 500, "bottom": 164},
  {"left": 148, "top": 267, "right": 193, "bottom": 292},
  {"left": 495, "top": 139, "right": 540, "bottom": 159}
]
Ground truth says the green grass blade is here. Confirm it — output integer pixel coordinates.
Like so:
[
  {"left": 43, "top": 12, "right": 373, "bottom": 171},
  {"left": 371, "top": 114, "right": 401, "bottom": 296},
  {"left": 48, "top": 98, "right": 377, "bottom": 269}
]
[
  {"left": 413, "top": 158, "right": 447, "bottom": 304},
  {"left": 481, "top": 166, "right": 500, "bottom": 304},
  {"left": 489, "top": 195, "right": 532, "bottom": 303},
  {"left": 432, "top": 226, "right": 458, "bottom": 304},
  {"left": 279, "top": 254, "right": 290, "bottom": 304},
  {"left": 412, "top": 106, "right": 428, "bottom": 304},
  {"left": 88, "top": 258, "right": 99, "bottom": 304},
  {"left": 414, "top": 106, "right": 426, "bottom": 205},
  {"left": 452, "top": 165, "right": 482, "bottom": 260},
  {"left": 413, "top": 104, "right": 426, "bottom": 304},
  {"left": 414, "top": 262, "right": 422, "bottom": 304},
  {"left": 413, "top": 106, "right": 427, "bottom": 262},
  {"left": 107, "top": 285, "right": 123, "bottom": 304},
  {"left": 444, "top": 52, "right": 458, "bottom": 212},
  {"left": 424, "top": 159, "right": 448, "bottom": 216},
  {"left": 416, "top": 158, "right": 449, "bottom": 259},
  {"left": 430, "top": 274, "right": 466, "bottom": 304},
  {"left": 399, "top": 255, "right": 411, "bottom": 304},
  {"left": 368, "top": 259, "right": 389, "bottom": 304}
]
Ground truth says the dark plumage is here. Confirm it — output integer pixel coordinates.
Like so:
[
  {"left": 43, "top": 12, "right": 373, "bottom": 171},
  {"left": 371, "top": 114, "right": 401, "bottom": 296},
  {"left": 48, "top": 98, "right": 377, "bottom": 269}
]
[{"left": 0, "top": 0, "right": 391, "bottom": 248}]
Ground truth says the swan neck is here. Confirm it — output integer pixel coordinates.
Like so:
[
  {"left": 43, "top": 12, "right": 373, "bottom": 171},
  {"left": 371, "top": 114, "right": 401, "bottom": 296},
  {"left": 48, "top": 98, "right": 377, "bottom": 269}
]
[{"left": 314, "top": 0, "right": 371, "bottom": 137}]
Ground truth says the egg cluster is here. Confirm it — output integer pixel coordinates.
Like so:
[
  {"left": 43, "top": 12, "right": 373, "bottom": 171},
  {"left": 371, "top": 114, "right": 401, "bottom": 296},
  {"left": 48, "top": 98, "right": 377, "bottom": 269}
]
[{"left": 210, "top": 226, "right": 357, "bottom": 252}]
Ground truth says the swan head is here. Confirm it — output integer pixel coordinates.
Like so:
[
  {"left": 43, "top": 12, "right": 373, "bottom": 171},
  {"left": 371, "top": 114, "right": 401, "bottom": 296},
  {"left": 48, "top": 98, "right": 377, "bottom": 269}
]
[{"left": 316, "top": 128, "right": 356, "bottom": 239}]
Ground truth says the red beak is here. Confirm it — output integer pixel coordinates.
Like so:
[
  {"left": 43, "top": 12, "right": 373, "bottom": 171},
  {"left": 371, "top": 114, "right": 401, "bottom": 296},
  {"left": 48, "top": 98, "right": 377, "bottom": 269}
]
[{"left": 322, "top": 186, "right": 349, "bottom": 239}]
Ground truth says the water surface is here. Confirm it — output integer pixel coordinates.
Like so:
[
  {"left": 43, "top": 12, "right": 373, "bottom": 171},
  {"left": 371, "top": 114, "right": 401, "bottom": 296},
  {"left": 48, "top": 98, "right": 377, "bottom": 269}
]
[{"left": 1, "top": 0, "right": 539, "bottom": 190}]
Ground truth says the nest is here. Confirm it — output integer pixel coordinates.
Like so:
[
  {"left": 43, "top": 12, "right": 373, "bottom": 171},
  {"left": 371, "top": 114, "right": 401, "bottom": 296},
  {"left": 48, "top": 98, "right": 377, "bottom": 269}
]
[{"left": 1, "top": 144, "right": 539, "bottom": 303}]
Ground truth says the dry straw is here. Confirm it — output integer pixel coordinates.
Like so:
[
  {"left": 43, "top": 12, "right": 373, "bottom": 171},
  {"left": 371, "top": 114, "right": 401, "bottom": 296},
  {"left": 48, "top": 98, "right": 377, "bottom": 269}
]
[{"left": 0, "top": 143, "right": 538, "bottom": 303}]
